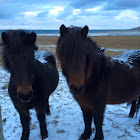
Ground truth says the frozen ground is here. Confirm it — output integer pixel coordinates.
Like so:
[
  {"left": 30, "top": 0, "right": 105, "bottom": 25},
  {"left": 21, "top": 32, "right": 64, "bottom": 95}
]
[{"left": 0, "top": 50, "right": 140, "bottom": 140}]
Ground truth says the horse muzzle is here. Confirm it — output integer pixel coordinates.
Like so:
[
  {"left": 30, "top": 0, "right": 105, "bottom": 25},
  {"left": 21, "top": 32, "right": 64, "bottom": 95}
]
[
  {"left": 17, "top": 85, "right": 33, "bottom": 102},
  {"left": 17, "top": 91, "right": 33, "bottom": 103},
  {"left": 70, "top": 84, "right": 85, "bottom": 96}
]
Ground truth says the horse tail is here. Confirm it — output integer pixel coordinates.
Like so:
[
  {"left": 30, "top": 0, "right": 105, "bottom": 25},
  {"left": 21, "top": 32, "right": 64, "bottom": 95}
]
[
  {"left": 129, "top": 96, "right": 140, "bottom": 118},
  {"left": 45, "top": 53, "right": 56, "bottom": 67}
]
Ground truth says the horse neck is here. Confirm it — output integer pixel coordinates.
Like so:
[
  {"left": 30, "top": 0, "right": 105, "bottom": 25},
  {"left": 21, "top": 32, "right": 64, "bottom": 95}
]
[{"left": 86, "top": 53, "right": 109, "bottom": 83}]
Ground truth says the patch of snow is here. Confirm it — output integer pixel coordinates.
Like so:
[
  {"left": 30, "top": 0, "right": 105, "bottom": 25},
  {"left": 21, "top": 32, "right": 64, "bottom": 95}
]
[
  {"left": 111, "top": 50, "right": 140, "bottom": 69},
  {"left": 35, "top": 50, "right": 52, "bottom": 64},
  {"left": 38, "top": 45, "right": 56, "bottom": 48},
  {"left": 0, "top": 50, "right": 140, "bottom": 140},
  {"left": 106, "top": 48, "right": 127, "bottom": 52}
]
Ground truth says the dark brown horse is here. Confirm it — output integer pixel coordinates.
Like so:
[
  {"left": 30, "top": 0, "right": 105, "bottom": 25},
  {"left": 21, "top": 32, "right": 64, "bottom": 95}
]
[
  {"left": 56, "top": 25, "right": 140, "bottom": 140},
  {"left": 1, "top": 30, "right": 59, "bottom": 140}
]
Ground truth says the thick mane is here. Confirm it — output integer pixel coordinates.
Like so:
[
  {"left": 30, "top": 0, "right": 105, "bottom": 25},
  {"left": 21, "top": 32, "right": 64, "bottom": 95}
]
[
  {"left": 2, "top": 30, "right": 36, "bottom": 50},
  {"left": 0, "top": 30, "right": 37, "bottom": 71},
  {"left": 57, "top": 26, "right": 102, "bottom": 66}
]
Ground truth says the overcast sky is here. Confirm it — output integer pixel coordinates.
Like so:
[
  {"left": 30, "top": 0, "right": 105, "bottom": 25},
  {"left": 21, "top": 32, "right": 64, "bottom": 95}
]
[{"left": 0, "top": 0, "right": 140, "bottom": 29}]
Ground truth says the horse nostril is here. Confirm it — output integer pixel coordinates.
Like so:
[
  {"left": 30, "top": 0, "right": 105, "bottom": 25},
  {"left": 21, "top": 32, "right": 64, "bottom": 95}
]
[
  {"left": 80, "top": 84, "right": 85, "bottom": 92},
  {"left": 71, "top": 84, "right": 85, "bottom": 94},
  {"left": 71, "top": 85, "right": 76, "bottom": 92},
  {"left": 18, "top": 92, "right": 24, "bottom": 100},
  {"left": 17, "top": 91, "right": 33, "bottom": 102}
]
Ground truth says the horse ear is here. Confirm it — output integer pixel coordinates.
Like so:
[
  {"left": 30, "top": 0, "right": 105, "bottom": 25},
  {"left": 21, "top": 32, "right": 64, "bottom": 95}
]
[
  {"left": 1, "top": 32, "right": 9, "bottom": 44},
  {"left": 30, "top": 32, "right": 36, "bottom": 44},
  {"left": 81, "top": 25, "right": 88, "bottom": 38},
  {"left": 60, "top": 24, "right": 67, "bottom": 37}
]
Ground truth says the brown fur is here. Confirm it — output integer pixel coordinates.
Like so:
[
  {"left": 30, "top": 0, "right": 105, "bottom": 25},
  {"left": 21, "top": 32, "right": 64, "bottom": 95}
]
[
  {"left": 57, "top": 25, "right": 140, "bottom": 140},
  {"left": 1, "top": 30, "right": 59, "bottom": 140},
  {"left": 17, "top": 85, "right": 32, "bottom": 94}
]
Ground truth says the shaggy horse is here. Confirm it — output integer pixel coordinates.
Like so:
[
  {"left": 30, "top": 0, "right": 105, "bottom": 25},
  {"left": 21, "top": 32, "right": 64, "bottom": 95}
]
[
  {"left": 56, "top": 25, "right": 140, "bottom": 140},
  {"left": 1, "top": 30, "right": 59, "bottom": 140}
]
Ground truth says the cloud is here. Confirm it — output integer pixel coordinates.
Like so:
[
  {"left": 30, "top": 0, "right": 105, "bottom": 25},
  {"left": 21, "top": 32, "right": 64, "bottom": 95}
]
[
  {"left": 22, "top": 11, "right": 41, "bottom": 19},
  {"left": 70, "top": 0, "right": 105, "bottom": 9},
  {"left": 37, "top": 11, "right": 49, "bottom": 18},
  {"left": 73, "top": 9, "right": 81, "bottom": 15},
  {"left": 115, "top": 10, "right": 139, "bottom": 20},
  {"left": 49, "top": 6, "right": 64, "bottom": 16},
  {"left": 0, "top": 0, "right": 140, "bottom": 29},
  {"left": 104, "top": 0, "right": 140, "bottom": 10},
  {"left": 56, "top": 7, "right": 74, "bottom": 20}
]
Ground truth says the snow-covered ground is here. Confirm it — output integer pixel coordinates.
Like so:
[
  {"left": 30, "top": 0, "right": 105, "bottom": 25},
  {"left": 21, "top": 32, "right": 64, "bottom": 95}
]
[{"left": 0, "top": 50, "right": 140, "bottom": 140}]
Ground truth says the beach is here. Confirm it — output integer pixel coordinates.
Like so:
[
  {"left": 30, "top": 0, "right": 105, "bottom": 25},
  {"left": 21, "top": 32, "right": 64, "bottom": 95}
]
[
  {"left": 1, "top": 35, "right": 140, "bottom": 60},
  {"left": 35, "top": 36, "right": 140, "bottom": 49},
  {"left": 1, "top": 35, "right": 139, "bottom": 49},
  {"left": 35, "top": 35, "right": 140, "bottom": 58},
  {"left": 0, "top": 35, "right": 140, "bottom": 65}
]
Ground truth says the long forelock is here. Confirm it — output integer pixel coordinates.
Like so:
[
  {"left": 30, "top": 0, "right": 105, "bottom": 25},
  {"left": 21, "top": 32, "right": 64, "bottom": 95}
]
[
  {"left": 57, "top": 26, "right": 101, "bottom": 66},
  {"left": 4, "top": 30, "right": 35, "bottom": 51},
  {"left": 0, "top": 30, "right": 36, "bottom": 70}
]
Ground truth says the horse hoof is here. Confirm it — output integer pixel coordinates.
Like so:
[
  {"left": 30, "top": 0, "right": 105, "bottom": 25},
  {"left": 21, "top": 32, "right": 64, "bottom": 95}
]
[
  {"left": 129, "top": 114, "right": 134, "bottom": 118},
  {"left": 46, "top": 112, "right": 51, "bottom": 116},
  {"left": 93, "top": 137, "right": 104, "bottom": 140},
  {"left": 21, "top": 137, "right": 29, "bottom": 140},
  {"left": 46, "top": 110, "right": 51, "bottom": 116},
  {"left": 79, "top": 132, "right": 91, "bottom": 140},
  {"left": 93, "top": 138, "right": 104, "bottom": 140},
  {"left": 42, "top": 134, "right": 48, "bottom": 140},
  {"left": 79, "top": 137, "right": 87, "bottom": 140}
]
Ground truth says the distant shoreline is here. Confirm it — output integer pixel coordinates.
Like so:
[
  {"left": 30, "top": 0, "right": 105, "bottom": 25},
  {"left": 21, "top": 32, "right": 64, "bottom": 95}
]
[
  {"left": 130, "top": 27, "right": 140, "bottom": 30},
  {"left": 0, "top": 29, "right": 140, "bottom": 36}
]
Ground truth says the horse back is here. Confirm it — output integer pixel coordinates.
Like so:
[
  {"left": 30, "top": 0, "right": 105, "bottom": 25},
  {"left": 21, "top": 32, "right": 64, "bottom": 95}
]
[
  {"left": 34, "top": 60, "right": 59, "bottom": 94},
  {"left": 106, "top": 60, "right": 140, "bottom": 104}
]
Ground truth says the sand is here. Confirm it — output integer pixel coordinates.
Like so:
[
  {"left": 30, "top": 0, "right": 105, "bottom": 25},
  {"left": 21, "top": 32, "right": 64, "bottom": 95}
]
[
  {"left": 34, "top": 35, "right": 140, "bottom": 57},
  {"left": 0, "top": 36, "right": 140, "bottom": 58},
  {"left": 0, "top": 36, "right": 140, "bottom": 49},
  {"left": 35, "top": 36, "right": 140, "bottom": 50}
]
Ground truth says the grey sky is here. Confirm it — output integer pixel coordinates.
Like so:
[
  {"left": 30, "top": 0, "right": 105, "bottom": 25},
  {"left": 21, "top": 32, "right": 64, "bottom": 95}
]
[{"left": 0, "top": 0, "right": 139, "bottom": 29}]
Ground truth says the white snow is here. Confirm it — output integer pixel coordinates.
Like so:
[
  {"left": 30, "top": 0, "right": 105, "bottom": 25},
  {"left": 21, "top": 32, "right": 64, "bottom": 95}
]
[
  {"left": 35, "top": 51, "right": 53, "bottom": 64},
  {"left": 110, "top": 50, "right": 140, "bottom": 69},
  {"left": 0, "top": 50, "right": 140, "bottom": 140}
]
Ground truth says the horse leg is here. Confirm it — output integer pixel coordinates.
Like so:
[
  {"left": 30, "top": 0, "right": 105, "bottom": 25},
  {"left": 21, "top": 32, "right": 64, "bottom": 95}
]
[
  {"left": 92, "top": 112, "right": 104, "bottom": 140},
  {"left": 35, "top": 106, "right": 48, "bottom": 139},
  {"left": 45, "top": 97, "right": 51, "bottom": 115},
  {"left": 93, "top": 113, "right": 104, "bottom": 140},
  {"left": 129, "top": 99, "right": 137, "bottom": 118},
  {"left": 79, "top": 108, "right": 92, "bottom": 140},
  {"left": 19, "top": 110, "right": 30, "bottom": 140},
  {"left": 92, "top": 104, "right": 105, "bottom": 140}
]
